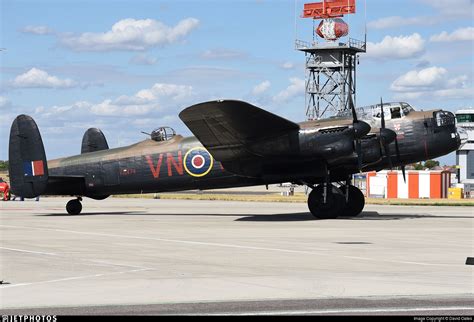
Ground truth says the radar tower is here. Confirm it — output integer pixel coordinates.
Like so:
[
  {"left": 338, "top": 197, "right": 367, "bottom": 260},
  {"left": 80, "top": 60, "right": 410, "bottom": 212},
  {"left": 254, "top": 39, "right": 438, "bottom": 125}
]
[{"left": 296, "top": 0, "right": 366, "bottom": 120}]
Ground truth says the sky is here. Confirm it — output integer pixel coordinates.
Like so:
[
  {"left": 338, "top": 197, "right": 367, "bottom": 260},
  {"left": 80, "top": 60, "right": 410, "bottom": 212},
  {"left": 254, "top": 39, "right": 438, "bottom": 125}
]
[{"left": 1, "top": 0, "right": 473, "bottom": 165}]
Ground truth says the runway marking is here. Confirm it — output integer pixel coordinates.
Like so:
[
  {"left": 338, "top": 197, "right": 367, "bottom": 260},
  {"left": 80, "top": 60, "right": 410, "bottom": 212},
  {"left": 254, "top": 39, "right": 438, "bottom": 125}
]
[
  {"left": 0, "top": 224, "right": 460, "bottom": 267},
  {"left": 1, "top": 268, "right": 150, "bottom": 289},
  {"left": 0, "top": 247, "right": 57, "bottom": 256},
  {"left": 0, "top": 246, "right": 153, "bottom": 270},
  {"left": 201, "top": 306, "right": 474, "bottom": 315}
]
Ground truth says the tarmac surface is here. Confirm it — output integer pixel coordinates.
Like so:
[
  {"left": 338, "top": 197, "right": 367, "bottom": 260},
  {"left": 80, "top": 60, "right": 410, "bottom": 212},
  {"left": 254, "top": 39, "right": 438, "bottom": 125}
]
[{"left": 0, "top": 197, "right": 473, "bottom": 315}]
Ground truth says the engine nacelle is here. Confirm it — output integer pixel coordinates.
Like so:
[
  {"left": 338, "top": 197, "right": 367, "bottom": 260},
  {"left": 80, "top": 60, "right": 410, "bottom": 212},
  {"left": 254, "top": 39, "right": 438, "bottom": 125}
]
[{"left": 299, "top": 128, "right": 355, "bottom": 161}]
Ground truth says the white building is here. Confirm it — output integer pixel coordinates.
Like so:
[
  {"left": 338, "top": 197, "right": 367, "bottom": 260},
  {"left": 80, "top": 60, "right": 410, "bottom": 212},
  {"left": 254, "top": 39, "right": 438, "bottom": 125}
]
[{"left": 455, "top": 108, "right": 474, "bottom": 193}]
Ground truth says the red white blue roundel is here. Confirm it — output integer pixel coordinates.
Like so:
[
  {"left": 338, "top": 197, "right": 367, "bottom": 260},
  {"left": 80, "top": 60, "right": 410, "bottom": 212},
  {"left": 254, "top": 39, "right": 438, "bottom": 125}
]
[{"left": 184, "top": 147, "right": 214, "bottom": 177}]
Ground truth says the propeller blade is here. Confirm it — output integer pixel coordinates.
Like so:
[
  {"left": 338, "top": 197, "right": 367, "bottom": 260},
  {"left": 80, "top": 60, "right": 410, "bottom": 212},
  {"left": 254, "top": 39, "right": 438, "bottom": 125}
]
[
  {"left": 385, "top": 143, "right": 393, "bottom": 169},
  {"left": 394, "top": 136, "right": 406, "bottom": 183},
  {"left": 379, "top": 132, "right": 393, "bottom": 170},
  {"left": 378, "top": 97, "right": 394, "bottom": 169},
  {"left": 347, "top": 56, "right": 368, "bottom": 171},
  {"left": 356, "top": 141, "right": 363, "bottom": 171},
  {"left": 348, "top": 57, "right": 358, "bottom": 123},
  {"left": 349, "top": 94, "right": 358, "bottom": 123},
  {"left": 380, "top": 97, "right": 385, "bottom": 129}
]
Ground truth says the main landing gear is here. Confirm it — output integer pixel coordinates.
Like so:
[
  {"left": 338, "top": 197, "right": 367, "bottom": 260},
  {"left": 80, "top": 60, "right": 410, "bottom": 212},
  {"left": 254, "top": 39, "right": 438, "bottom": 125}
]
[
  {"left": 66, "top": 197, "right": 82, "bottom": 215},
  {"left": 307, "top": 183, "right": 365, "bottom": 219}
]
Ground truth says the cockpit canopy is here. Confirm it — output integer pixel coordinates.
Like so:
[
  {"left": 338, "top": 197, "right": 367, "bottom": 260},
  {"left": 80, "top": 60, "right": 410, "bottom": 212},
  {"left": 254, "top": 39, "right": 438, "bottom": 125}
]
[
  {"left": 369, "top": 102, "right": 415, "bottom": 120},
  {"left": 150, "top": 127, "right": 176, "bottom": 142},
  {"left": 337, "top": 102, "right": 415, "bottom": 121}
]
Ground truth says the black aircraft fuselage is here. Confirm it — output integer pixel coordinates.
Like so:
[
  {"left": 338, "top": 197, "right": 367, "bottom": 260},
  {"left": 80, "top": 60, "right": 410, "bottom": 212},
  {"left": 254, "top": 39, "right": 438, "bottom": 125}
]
[{"left": 8, "top": 100, "right": 461, "bottom": 218}]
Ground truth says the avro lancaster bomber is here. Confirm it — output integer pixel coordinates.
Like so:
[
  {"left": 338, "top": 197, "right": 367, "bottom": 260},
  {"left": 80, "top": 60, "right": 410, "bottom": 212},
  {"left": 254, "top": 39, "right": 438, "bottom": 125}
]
[{"left": 8, "top": 98, "right": 462, "bottom": 218}]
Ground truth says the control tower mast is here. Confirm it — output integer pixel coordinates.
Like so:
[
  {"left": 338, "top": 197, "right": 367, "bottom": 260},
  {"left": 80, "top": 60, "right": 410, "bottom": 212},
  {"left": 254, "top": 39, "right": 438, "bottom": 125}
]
[{"left": 296, "top": 0, "right": 366, "bottom": 120}]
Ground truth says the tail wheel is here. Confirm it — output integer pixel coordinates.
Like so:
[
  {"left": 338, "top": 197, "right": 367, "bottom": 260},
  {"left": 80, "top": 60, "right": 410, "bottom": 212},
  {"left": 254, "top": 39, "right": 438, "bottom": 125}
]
[
  {"left": 66, "top": 199, "right": 82, "bottom": 215},
  {"left": 308, "top": 185, "right": 345, "bottom": 219},
  {"left": 340, "top": 185, "right": 365, "bottom": 217}
]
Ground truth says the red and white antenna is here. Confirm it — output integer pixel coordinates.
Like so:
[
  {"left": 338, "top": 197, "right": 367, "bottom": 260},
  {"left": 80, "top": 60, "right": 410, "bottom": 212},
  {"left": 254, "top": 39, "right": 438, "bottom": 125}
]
[{"left": 301, "top": 0, "right": 356, "bottom": 41}]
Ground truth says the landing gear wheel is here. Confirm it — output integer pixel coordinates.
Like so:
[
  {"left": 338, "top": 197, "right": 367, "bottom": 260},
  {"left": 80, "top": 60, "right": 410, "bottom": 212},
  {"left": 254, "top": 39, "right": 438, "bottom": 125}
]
[
  {"left": 340, "top": 185, "right": 365, "bottom": 217},
  {"left": 66, "top": 199, "right": 82, "bottom": 215},
  {"left": 308, "top": 185, "right": 345, "bottom": 219}
]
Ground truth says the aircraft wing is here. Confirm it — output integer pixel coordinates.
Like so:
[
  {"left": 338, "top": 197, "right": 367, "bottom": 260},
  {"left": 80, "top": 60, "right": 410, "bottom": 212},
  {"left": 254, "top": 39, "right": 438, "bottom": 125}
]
[{"left": 179, "top": 100, "right": 300, "bottom": 161}]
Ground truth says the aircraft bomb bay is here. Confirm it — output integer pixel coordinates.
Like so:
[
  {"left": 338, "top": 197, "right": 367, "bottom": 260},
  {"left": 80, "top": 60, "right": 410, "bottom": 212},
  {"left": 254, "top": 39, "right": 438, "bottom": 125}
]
[{"left": 1, "top": 197, "right": 472, "bottom": 315}]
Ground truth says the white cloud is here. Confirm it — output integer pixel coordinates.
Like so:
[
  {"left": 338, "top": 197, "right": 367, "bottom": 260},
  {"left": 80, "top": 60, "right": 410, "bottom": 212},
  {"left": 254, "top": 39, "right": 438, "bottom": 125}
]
[
  {"left": 20, "top": 25, "right": 54, "bottom": 35},
  {"left": 366, "top": 33, "right": 425, "bottom": 60},
  {"left": 273, "top": 78, "right": 304, "bottom": 103},
  {"left": 281, "top": 62, "right": 295, "bottom": 70},
  {"left": 432, "top": 88, "right": 474, "bottom": 99},
  {"left": 369, "top": 0, "right": 472, "bottom": 31},
  {"left": 200, "top": 48, "right": 246, "bottom": 60},
  {"left": 391, "top": 66, "right": 473, "bottom": 100},
  {"left": 420, "top": 0, "right": 473, "bottom": 18},
  {"left": 60, "top": 18, "right": 199, "bottom": 52},
  {"left": 129, "top": 53, "right": 157, "bottom": 65},
  {"left": 11, "top": 68, "right": 77, "bottom": 89},
  {"left": 251, "top": 81, "right": 271, "bottom": 96},
  {"left": 0, "top": 96, "right": 11, "bottom": 108},
  {"left": 39, "top": 82, "right": 194, "bottom": 118},
  {"left": 391, "top": 67, "right": 447, "bottom": 92},
  {"left": 430, "top": 27, "right": 474, "bottom": 42},
  {"left": 368, "top": 16, "right": 437, "bottom": 30}
]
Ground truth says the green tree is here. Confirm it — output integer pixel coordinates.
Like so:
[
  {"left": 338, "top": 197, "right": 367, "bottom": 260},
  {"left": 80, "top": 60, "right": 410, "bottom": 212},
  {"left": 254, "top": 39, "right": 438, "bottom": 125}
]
[
  {"left": 0, "top": 160, "right": 8, "bottom": 171},
  {"left": 413, "top": 162, "right": 424, "bottom": 170},
  {"left": 423, "top": 160, "right": 440, "bottom": 169}
]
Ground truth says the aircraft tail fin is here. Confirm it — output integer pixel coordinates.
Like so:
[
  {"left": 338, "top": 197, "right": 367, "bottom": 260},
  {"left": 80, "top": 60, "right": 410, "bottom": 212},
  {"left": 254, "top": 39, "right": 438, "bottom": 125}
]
[
  {"left": 8, "top": 115, "right": 49, "bottom": 198},
  {"left": 81, "top": 128, "right": 109, "bottom": 154}
]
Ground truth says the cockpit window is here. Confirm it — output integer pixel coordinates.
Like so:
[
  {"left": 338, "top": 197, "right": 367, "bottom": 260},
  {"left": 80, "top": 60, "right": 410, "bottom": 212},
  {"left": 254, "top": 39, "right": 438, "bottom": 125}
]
[
  {"left": 390, "top": 106, "right": 401, "bottom": 119},
  {"left": 401, "top": 102, "right": 413, "bottom": 116},
  {"left": 435, "top": 111, "right": 455, "bottom": 127},
  {"left": 371, "top": 104, "right": 389, "bottom": 119}
]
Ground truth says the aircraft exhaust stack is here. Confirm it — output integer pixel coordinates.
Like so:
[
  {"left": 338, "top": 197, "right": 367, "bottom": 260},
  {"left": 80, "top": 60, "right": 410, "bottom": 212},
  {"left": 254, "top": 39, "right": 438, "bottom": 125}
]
[{"left": 8, "top": 114, "right": 49, "bottom": 198}]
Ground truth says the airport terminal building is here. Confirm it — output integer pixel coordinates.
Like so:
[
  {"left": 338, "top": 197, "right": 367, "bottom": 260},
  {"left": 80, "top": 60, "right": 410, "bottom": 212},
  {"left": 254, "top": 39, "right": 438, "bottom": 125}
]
[{"left": 456, "top": 109, "right": 474, "bottom": 194}]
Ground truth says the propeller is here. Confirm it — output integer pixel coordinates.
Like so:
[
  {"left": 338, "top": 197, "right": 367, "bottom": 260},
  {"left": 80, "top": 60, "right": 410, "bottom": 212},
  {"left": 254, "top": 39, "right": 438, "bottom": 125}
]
[
  {"left": 394, "top": 136, "right": 406, "bottom": 182},
  {"left": 378, "top": 98, "right": 406, "bottom": 183},
  {"left": 347, "top": 57, "right": 370, "bottom": 171},
  {"left": 379, "top": 97, "right": 396, "bottom": 169}
]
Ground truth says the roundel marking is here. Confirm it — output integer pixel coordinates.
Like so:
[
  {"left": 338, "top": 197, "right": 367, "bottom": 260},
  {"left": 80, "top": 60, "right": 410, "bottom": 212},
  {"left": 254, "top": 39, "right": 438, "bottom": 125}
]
[{"left": 184, "top": 147, "right": 214, "bottom": 177}]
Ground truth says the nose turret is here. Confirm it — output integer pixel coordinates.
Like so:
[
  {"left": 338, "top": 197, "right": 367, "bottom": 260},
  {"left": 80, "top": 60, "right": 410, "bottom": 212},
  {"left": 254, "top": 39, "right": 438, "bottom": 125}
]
[{"left": 427, "top": 110, "right": 459, "bottom": 159}]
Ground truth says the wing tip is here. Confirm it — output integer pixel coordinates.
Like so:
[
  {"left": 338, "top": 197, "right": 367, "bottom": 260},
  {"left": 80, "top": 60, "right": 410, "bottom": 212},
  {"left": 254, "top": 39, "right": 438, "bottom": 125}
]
[{"left": 179, "top": 99, "right": 248, "bottom": 121}]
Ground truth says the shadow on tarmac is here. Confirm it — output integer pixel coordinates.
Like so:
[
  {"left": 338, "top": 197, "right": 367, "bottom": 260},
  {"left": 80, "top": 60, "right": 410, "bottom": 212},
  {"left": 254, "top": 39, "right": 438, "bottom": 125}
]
[
  {"left": 36, "top": 211, "right": 472, "bottom": 221},
  {"left": 39, "top": 211, "right": 147, "bottom": 217},
  {"left": 234, "top": 211, "right": 472, "bottom": 222}
]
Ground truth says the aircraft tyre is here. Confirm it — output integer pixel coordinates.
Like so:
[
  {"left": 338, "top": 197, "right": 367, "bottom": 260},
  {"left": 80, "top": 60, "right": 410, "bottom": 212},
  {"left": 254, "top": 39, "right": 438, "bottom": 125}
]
[
  {"left": 308, "top": 185, "right": 345, "bottom": 219},
  {"left": 339, "top": 185, "right": 365, "bottom": 217},
  {"left": 66, "top": 199, "right": 82, "bottom": 215}
]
